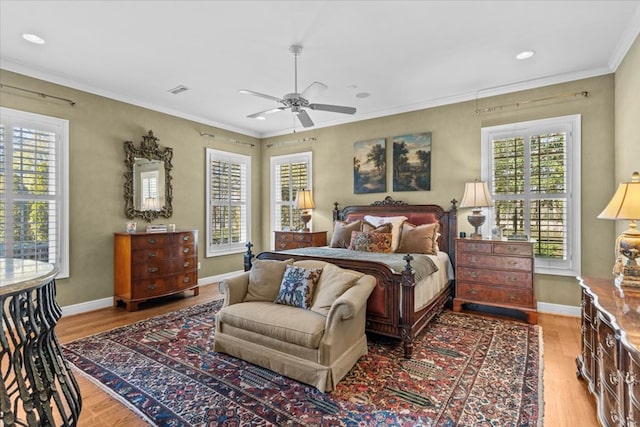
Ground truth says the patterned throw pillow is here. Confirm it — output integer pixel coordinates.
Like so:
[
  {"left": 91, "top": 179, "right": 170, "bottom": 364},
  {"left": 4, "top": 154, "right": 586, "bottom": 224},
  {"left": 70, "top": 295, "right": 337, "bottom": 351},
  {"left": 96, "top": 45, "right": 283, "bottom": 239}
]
[
  {"left": 361, "top": 221, "right": 392, "bottom": 234},
  {"left": 348, "top": 231, "right": 392, "bottom": 253},
  {"left": 274, "top": 265, "right": 323, "bottom": 309},
  {"left": 363, "top": 215, "right": 408, "bottom": 252}
]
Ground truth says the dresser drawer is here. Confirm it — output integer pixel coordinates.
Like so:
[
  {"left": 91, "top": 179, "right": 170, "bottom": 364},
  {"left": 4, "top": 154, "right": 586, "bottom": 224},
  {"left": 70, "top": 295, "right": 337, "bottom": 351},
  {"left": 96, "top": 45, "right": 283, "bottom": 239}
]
[
  {"left": 457, "top": 241, "right": 492, "bottom": 253},
  {"left": 173, "top": 242, "right": 196, "bottom": 257},
  {"left": 598, "top": 312, "right": 619, "bottom": 361},
  {"left": 169, "top": 272, "right": 198, "bottom": 290},
  {"left": 132, "top": 248, "right": 171, "bottom": 263},
  {"left": 174, "top": 231, "right": 196, "bottom": 244},
  {"left": 493, "top": 243, "right": 533, "bottom": 256},
  {"left": 174, "top": 256, "right": 197, "bottom": 272},
  {"left": 456, "top": 282, "right": 533, "bottom": 307},
  {"left": 131, "top": 278, "right": 169, "bottom": 299},
  {"left": 131, "top": 234, "right": 170, "bottom": 249},
  {"left": 457, "top": 252, "right": 532, "bottom": 271},
  {"left": 132, "top": 261, "right": 173, "bottom": 279},
  {"left": 456, "top": 267, "right": 532, "bottom": 288}
]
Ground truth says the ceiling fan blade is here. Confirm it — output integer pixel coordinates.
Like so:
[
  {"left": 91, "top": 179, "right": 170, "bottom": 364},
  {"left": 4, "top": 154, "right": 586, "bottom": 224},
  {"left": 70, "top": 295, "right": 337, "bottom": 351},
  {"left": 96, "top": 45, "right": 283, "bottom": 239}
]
[
  {"left": 300, "top": 81, "right": 328, "bottom": 100},
  {"left": 308, "top": 103, "right": 357, "bottom": 115},
  {"left": 247, "top": 107, "right": 286, "bottom": 119},
  {"left": 296, "top": 109, "right": 314, "bottom": 128},
  {"left": 238, "top": 89, "right": 283, "bottom": 103}
]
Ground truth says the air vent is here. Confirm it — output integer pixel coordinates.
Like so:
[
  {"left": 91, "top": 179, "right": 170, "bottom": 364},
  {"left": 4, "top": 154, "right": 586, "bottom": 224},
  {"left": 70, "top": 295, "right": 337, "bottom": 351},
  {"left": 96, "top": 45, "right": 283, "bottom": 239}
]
[{"left": 168, "top": 85, "right": 190, "bottom": 95}]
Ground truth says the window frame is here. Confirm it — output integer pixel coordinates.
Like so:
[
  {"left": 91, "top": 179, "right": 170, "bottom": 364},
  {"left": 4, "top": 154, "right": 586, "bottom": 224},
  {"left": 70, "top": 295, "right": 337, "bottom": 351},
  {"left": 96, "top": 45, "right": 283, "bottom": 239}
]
[
  {"left": 205, "top": 148, "right": 251, "bottom": 257},
  {"left": 0, "top": 107, "right": 70, "bottom": 278},
  {"left": 481, "top": 114, "right": 581, "bottom": 276},
  {"left": 270, "top": 151, "right": 313, "bottom": 248}
]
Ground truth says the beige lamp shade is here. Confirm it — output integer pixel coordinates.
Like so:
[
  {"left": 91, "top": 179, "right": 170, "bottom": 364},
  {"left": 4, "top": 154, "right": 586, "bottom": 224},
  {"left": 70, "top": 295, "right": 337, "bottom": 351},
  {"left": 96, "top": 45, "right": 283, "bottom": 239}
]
[
  {"left": 295, "top": 189, "right": 316, "bottom": 210},
  {"left": 459, "top": 181, "right": 492, "bottom": 209},
  {"left": 598, "top": 172, "right": 640, "bottom": 220}
]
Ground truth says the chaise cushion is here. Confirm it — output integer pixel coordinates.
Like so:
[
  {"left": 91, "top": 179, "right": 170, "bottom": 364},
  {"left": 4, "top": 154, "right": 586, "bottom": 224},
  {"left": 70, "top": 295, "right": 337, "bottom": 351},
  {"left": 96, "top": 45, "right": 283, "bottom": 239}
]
[
  {"left": 311, "top": 264, "right": 364, "bottom": 316},
  {"left": 218, "top": 301, "right": 326, "bottom": 348},
  {"left": 244, "top": 258, "right": 294, "bottom": 302},
  {"left": 274, "top": 265, "right": 323, "bottom": 309}
]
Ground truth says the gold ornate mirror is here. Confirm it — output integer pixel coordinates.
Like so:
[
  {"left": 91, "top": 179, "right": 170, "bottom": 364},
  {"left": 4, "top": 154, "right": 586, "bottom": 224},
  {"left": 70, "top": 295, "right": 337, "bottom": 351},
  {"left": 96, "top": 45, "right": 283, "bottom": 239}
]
[{"left": 124, "top": 130, "right": 173, "bottom": 221}]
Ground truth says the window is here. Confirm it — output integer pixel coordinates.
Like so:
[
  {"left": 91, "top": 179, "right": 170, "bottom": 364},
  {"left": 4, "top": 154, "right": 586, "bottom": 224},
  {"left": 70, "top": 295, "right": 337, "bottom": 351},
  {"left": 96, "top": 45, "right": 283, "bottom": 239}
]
[
  {"left": 481, "top": 115, "right": 581, "bottom": 276},
  {"left": 206, "top": 148, "right": 251, "bottom": 257},
  {"left": 0, "top": 107, "right": 69, "bottom": 277},
  {"left": 270, "top": 152, "right": 313, "bottom": 241},
  {"left": 140, "top": 170, "right": 159, "bottom": 209}
]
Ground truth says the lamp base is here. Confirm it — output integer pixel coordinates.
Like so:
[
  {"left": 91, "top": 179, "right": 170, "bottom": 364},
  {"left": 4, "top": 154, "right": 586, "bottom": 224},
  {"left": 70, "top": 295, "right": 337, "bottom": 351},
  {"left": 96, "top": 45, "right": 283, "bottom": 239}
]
[
  {"left": 613, "top": 227, "right": 640, "bottom": 288},
  {"left": 299, "top": 212, "right": 311, "bottom": 232},
  {"left": 467, "top": 211, "right": 486, "bottom": 240}
]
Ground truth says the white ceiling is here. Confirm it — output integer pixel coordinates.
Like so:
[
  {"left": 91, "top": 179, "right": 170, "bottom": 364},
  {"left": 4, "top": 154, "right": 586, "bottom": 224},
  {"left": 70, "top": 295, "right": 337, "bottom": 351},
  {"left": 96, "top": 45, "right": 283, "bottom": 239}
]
[{"left": 1, "top": 1, "right": 639, "bottom": 138}]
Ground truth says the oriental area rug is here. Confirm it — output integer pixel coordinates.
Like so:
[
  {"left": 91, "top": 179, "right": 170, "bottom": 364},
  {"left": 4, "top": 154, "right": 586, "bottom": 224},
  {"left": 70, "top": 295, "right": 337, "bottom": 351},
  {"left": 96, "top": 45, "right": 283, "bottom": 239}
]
[{"left": 63, "top": 300, "right": 543, "bottom": 426}]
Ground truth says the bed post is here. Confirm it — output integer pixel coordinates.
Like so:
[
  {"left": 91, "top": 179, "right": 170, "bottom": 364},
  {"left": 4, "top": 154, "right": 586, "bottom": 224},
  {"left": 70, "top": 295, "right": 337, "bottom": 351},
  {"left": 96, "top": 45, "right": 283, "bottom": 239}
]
[
  {"left": 400, "top": 253, "right": 416, "bottom": 359},
  {"left": 243, "top": 242, "right": 254, "bottom": 272},
  {"left": 448, "top": 198, "right": 458, "bottom": 265},
  {"left": 332, "top": 201, "right": 341, "bottom": 221}
]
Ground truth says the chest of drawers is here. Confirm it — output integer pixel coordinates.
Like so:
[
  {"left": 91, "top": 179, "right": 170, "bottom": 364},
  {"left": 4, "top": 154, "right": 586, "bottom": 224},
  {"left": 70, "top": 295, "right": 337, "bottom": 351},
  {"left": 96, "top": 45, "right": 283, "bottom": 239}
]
[
  {"left": 114, "top": 230, "right": 199, "bottom": 311},
  {"left": 453, "top": 238, "right": 537, "bottom": 324},
  {"left": 577, "top": 277, "right": 640, "bottom": 427},
  {"left": 274, "top": 231, "right": 327, "bottom": 251}
]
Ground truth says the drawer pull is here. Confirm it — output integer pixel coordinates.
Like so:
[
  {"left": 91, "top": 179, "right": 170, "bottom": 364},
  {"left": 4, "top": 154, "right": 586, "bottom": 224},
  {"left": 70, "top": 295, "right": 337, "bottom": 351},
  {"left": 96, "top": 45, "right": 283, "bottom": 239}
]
[
  {"left": 183, "top": 248, "right": 190, "bottom": 254},
  {"left": 279, "top": 243, "right": 287, "bottom": 249},
  {"left": 469, "top": 244, "right": 478, "bottom": 251},
  {"left": 148, "top": 251, "right": 157, "bottom": 258},
  {"left": 506, "top": 246, "right": 517, "bottom": 252},
  {"left": 610, "top": 409, "right": 620, "bottom": 423},
  {"left": 148, "top": 267, "right": 158, "bottom": 273},
  {"left": 148, "top": 283, "right": 158, "bottom": 290},
  {"left": 508, "top": 276, "right": 518, "bottom": 282},
  {"left": 469, "top": 271, "right": 478, "bottom": 278},
  {"left": 627, "top": 419, "right": 637, "bottom": 427},
  {"left": 606, "top": 333, "right": 616, "bottom": 349},
  {"left": 609, "top": 370, "right": 619, "bottom": 385},
  {"left": 469, "top": 288, "right": 478, "bottom": 295},
  {"left": 183, "top": 261, "right": 190, "bottom": 268},
  {"left": 625, "top": 371, "right": 638, "bottom": 386},
  {"left": 469, "top": 256, "right": 477, "bottom": 263},
  {"left": 147, "top": 238, "right": 157, "bottom": 244},
  {"left": 183, "top": 277, "right": 190, "bottom": 283},
  {"left": 183, "top": 235, "right": 190, "bottom": 241}
]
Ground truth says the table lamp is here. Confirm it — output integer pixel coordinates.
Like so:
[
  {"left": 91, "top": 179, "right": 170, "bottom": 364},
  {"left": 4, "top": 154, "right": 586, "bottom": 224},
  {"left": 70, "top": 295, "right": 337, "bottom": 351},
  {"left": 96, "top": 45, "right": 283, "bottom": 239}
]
[
  {"left": 460, "top": 180, "right": 492, "bottom": 239},
  {"left": 296, "top": 189, "right": 316, "bottom": 232},
  {"left": 598, "top": 171, "right": 640, "bottom": 288}
]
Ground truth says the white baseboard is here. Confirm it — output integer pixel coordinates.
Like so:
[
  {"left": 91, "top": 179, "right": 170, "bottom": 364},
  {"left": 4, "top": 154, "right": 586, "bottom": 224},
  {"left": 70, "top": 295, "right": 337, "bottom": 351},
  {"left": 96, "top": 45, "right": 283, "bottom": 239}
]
[
  {"left": 536, "top": 301, "right": 581, "bottom": 317},
  {"left": 60, "top": 271, "right": 243, "bottom": 317}
]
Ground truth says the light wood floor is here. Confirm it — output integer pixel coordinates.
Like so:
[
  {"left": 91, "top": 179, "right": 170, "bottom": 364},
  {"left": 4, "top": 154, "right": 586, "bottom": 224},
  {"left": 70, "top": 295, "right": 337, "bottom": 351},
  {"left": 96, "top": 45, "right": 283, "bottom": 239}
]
[{"left": 55, "top": 284, "right": 599, "bottom": 426}]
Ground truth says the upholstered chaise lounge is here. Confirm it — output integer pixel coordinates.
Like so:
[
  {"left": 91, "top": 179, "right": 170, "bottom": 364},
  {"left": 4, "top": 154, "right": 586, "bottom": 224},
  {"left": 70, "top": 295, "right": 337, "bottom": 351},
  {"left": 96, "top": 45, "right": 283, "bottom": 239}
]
[{"left": 213, "top": 258, "right": 376, "bottom": 392}]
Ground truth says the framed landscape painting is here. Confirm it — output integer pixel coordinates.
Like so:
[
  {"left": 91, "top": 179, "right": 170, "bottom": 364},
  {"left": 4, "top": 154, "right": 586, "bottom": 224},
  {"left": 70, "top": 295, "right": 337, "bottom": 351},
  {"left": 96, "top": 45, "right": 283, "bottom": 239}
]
[
  {"left": 393, "top": 132, "right": 431, "bottom": 191},
  {"left": 353, "top": 138, "right": 386, "bottom": 194}
]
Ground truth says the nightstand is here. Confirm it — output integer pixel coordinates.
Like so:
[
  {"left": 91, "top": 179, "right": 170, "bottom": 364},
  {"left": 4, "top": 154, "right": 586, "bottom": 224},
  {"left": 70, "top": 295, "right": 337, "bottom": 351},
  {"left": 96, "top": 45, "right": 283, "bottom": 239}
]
[
  {"left": 453, "top": 238, "right": 537, "bottom": 324},
  {"left": 274, "top": 230, "right": 327, "bottom": 250}
]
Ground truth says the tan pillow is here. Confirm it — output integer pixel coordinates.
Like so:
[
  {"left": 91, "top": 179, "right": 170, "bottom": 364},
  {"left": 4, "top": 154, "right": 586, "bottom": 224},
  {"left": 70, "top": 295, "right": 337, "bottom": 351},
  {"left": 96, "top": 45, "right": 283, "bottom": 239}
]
[
  {"left": 361, "top": 221, "right": 392, "bottom": 234},
  {"left": 244, "top": 258, "right": 294, "bottom": 302},
  {"left": 363, "top": 215, "right": 408, "bottom": 252},
  {"left": 311, "top": 263, "right": 364, "bottom": 316},
  {"left": 330, "top": 220, "right": 362, "bottom": 248},
  {"left": 397, "top": 222, "right": 440, "bottom": 255}
]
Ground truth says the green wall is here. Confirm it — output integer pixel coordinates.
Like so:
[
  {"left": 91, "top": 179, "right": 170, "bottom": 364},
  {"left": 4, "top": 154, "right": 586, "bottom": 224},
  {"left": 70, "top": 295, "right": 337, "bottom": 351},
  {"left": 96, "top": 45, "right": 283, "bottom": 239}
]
[{"left": 1, "top": 35, "right": 637, "bottom": 308}]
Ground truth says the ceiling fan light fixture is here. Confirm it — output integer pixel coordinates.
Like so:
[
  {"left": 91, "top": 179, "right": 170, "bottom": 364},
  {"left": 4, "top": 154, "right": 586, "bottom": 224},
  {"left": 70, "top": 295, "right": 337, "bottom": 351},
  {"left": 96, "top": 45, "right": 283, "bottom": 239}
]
[{"left": 516, "top": 50, "right": 535, "bottom": 60}]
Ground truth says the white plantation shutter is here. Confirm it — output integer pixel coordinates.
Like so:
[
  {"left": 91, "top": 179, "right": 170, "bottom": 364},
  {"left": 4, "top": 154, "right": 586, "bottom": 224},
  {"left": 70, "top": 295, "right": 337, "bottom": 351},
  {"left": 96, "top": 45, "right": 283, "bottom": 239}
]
[
  {"left": 0, "top": 107, "right": 69, "bottom": 277},
  {"left": 206, "top": 148, "right": 251, "bottom": 256},
  {"left": 482, "top": 115, "right": 581, "bottom": 276},
  {"left": 270, "top": 152, "right": 312, "bottom": 238}
]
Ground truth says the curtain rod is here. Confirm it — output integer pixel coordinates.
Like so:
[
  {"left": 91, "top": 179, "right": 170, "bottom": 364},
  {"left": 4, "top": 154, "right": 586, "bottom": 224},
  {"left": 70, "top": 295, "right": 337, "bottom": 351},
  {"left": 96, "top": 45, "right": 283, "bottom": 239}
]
[
  {"left": 266, "top": 137, "right": 317, "bottom": 148},
  {"left": 199, "top": 131, "right": 255, "bottom": 147},
  {"left": 0, "top": 83, "right": 76, "bottom": 106},
  {"left": 475, "top": 91, "right": 588, "bottom": 114}
]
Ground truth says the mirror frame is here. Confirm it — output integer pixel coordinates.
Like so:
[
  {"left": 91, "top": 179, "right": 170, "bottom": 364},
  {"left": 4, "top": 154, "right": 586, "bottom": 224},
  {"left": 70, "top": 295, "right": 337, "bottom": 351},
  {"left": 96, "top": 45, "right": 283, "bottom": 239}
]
[{"left": 124, "top": 130, "right": 173, "bottom": 222}]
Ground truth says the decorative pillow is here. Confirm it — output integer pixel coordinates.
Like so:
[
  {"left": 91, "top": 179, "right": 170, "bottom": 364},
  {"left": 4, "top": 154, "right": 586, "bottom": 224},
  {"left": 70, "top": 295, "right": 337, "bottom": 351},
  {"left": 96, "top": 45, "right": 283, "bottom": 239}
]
[
  {"left": 363, "top": 215, "right": 408, "bottom": 252},
  {"left": 274, "top": 265, "right": 323, "bottom": 309},
  {"left": 397, "top": 222, "right": 440, "bottom": 255},
  {"left": 361, "top": 221, "right": 392, "bottom": 234},
  {"left": 348, "top": 231, "right": 392, "bottom": 253},
  {"left": 311, "top": 264, "right": 364, "bottom": 316},
  {"left": 330, "top": 220, "right": 362, "bottom": 248},
  {"left": 244, "top": 258, "right": 294, "bottom": 302}
]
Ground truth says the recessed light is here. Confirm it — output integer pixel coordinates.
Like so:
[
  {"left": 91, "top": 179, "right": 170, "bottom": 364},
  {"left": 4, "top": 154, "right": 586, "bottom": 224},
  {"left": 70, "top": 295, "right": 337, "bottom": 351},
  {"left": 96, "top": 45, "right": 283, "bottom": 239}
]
[
  {"left": 356, "top": 92, "right": 370, "bottom": 99},
  {"left": 22, "top": 33, "right": 45, "bottom": 45},
  {"left": 168, "top": 85, "right": 189, "bottom": 95},
  {"left": 516, "top": 50, "right": 535, "bottom": 60},
  {"left": 255, "top": 116, "right": 266, "bottom": 121}
]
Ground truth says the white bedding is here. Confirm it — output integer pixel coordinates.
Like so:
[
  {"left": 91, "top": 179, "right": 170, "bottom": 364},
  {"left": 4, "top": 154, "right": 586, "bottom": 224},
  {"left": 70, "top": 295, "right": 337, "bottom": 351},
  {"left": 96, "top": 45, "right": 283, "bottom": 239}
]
[{"left": 412, "top": 251, "right": 455, "bottom": 311}]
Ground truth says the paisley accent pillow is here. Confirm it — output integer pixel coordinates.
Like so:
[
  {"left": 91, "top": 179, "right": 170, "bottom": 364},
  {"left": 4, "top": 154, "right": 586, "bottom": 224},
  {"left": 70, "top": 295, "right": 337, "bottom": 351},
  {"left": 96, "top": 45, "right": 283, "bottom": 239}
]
[
  {"left": 348, "top": 231, "right": 393, "bottom": 253},
  {"left": 274, "top": 265, "right": 323, "bottom": 309}
]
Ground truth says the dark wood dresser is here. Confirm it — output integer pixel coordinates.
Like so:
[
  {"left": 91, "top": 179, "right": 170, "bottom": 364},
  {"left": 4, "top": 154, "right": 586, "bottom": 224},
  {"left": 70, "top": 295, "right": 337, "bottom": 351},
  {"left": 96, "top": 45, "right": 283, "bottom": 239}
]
[
  {"left": 274, "top": 230, "right": 327, "bottom": 251},
  {"left": 453, "top": 238, "right": 537, "bottom": 324},
  {"left": 577, "top": 276, "right": 640, "bottom": 427},
  {"left": 114, "top": 230, "right": 199, "bottom": 311}
]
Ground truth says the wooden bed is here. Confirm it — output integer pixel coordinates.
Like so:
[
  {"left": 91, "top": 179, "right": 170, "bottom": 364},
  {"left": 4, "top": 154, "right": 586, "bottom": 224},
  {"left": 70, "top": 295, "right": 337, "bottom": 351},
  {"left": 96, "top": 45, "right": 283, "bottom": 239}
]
[{"left": 243, "top": 196, "right": 458, "bottom": 358}]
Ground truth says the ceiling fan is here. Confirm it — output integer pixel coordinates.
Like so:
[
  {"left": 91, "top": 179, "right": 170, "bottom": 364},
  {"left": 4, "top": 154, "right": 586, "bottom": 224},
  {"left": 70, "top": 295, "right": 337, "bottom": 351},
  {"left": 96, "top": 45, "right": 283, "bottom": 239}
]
[{"left": 240, "top": 45, "right": 356, "bottom": 128}]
